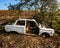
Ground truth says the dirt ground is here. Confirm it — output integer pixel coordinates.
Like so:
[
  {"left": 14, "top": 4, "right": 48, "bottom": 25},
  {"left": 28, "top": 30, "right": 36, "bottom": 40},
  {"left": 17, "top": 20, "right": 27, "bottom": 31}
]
[{"left": 0, "top": 31, "right": 60, "bottom": 48}]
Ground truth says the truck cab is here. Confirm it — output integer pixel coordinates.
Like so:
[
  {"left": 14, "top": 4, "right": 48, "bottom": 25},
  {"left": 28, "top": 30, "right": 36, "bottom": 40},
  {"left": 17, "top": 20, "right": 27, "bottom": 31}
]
[{"left": 5, "top": 18, "right": 54, "bottom": 37}]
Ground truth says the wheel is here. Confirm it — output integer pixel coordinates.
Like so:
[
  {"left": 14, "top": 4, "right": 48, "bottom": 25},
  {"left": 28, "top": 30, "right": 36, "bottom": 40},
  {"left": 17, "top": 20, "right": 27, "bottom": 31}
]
[{"left": 40, "top": 33, "right": 50, "bottom": 37}]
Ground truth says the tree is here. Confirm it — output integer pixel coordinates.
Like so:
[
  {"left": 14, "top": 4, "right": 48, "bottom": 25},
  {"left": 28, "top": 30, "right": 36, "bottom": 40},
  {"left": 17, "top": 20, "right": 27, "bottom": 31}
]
[
  {"left": 8, "top": 0, "right": 60, "bottom": 31},
  {"left": 33, "top": 0, "right": 58, "bottom": 26}
]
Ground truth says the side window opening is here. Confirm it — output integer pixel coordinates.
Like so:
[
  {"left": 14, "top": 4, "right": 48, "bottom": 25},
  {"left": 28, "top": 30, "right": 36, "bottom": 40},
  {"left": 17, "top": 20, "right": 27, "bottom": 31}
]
[{"left": 16, "top": 20, "right": 25, "bottom": 26}]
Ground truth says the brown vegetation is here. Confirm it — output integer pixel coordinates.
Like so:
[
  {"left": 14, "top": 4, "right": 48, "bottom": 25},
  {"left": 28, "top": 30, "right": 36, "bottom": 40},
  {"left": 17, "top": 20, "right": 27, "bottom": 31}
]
[
  {"left": 0, "top": 10, "right": 35, "bottom": 25},
  {"left": 0, "top": 32, "right": 59, "bottom": 48}
]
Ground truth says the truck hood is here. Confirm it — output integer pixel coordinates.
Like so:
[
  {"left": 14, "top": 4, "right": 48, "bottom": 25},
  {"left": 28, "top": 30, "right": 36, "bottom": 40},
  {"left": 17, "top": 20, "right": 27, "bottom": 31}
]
[
  {"left": 39, "top": 26, "right": 54, "bottom": 31},
  {"left": 40, "top": 27, "right": 54, "bottom": 30}
]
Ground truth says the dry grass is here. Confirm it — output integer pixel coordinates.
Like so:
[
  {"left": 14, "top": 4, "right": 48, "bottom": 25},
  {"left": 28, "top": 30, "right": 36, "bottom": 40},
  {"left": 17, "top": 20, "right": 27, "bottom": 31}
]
[{"left": 0, "top": 31, "right": 60, "bottom": 48}]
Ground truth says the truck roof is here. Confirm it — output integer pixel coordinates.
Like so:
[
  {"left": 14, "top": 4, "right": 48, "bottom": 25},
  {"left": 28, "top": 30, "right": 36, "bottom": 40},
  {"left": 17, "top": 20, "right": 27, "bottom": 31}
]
[{"left": 18, "top": 18, "right": 36, "bottom": 21}]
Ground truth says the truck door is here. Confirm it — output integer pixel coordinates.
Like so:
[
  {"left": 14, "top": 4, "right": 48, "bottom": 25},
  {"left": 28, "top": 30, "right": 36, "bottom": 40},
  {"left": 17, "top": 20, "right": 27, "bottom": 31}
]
[
  {"left": 14, "top": 20, "right": 25, "bottom": 34},
  {"left": 26, "top": 21, "right": 39, "bottom": 35}
]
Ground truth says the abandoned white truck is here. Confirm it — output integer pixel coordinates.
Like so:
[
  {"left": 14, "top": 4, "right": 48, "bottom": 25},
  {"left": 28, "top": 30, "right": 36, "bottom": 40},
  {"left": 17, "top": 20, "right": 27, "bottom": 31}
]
[{"left": 5, "top": 18, "right": 54, "bottom": 37}]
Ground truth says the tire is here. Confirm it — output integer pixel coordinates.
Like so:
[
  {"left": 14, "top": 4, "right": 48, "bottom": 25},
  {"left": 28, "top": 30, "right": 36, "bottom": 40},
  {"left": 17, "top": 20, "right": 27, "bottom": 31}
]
[{"left": 40, "top": 33, "right": 50, "bottom": 37}]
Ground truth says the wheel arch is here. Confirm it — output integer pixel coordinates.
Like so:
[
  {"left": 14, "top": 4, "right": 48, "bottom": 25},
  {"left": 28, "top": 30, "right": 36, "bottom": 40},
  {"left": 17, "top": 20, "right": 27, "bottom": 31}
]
[{"left": 40, "top": 32, "right": 50, "bottom": 37}]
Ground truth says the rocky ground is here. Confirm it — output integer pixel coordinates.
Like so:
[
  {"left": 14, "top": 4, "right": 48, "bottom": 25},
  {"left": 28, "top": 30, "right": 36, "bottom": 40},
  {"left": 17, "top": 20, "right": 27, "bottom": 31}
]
[{"left": 0, "top": 31, "right": 60, "bottom": 48}]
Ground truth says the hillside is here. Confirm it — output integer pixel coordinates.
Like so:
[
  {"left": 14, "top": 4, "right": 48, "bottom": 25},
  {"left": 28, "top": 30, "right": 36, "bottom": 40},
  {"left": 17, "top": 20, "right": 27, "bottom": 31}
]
[
  {"left": 0, "top": 10, "right": 60, "bottom": 48},
  {"left": 0, "top": 10, "right": 35, "bottom": 25}
]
